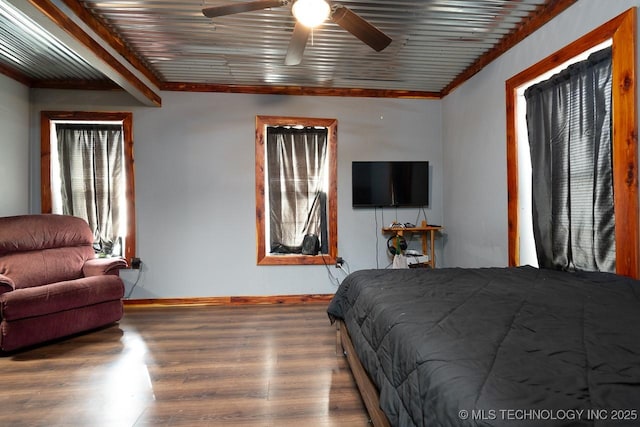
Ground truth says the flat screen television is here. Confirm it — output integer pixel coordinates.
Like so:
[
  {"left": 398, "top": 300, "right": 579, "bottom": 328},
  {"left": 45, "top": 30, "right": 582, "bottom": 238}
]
[{"left": 352, "top": 161, "right": 429, "bottom": 207}]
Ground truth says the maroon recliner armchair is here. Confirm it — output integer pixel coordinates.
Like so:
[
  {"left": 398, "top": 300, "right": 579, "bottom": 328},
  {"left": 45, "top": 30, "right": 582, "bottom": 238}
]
[{"left": 0, "top": 214, "right": 127, "bottom": 352}]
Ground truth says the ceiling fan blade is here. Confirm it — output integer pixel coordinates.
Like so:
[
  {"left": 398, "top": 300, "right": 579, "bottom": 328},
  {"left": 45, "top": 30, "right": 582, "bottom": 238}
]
[
  {"left": 284, "top": 22, "right": 310, "bottom": 65},
  {"left": 331, "top": 5, "right": 391, "bottom": 52},
  {"left": 202, "top": 0, "right": 286, "bottom": 18}
]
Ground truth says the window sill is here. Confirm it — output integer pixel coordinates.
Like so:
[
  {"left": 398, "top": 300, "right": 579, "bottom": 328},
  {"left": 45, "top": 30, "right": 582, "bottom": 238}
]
[{"left": 258, "top": 254, "right": 336, "bottom": 266}]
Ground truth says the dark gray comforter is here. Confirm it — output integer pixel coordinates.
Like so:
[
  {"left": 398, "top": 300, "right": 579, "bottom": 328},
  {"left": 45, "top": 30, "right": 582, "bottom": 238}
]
[{"left": 327, "top": 266, "right": 640, "bottom": 427}]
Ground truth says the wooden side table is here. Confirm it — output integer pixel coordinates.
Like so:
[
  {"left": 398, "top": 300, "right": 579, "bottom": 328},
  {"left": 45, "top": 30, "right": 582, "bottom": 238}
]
[{"left": 382, "top": 220, "right": 443, "bottom": 268}]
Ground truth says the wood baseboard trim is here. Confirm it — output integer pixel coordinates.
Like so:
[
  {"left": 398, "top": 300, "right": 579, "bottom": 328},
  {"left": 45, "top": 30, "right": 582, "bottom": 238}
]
[{"left": 123, "top": 293, "right": 334, "bottom": 307}]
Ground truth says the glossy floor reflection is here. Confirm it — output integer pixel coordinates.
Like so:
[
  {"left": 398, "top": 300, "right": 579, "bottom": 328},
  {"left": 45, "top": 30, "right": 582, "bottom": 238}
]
[{"left": 0, "top": 304, "right": 368, "bottom": 426}]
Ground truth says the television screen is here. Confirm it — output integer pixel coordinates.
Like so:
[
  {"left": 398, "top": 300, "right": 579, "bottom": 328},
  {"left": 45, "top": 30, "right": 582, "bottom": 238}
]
[{"left": 352, "top": 161, "right": 429, "bottom": 207}]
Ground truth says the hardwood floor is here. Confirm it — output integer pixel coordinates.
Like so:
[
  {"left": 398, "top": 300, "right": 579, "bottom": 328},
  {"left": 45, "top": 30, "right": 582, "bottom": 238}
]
[{"left": 0, "top": 304, "right": 369, "bottom": 426}]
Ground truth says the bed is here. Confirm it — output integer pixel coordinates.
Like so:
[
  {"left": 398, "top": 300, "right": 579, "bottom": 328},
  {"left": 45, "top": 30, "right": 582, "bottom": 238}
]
[{"left": 327, "top": 266, "right": 640, "bottom": 426}]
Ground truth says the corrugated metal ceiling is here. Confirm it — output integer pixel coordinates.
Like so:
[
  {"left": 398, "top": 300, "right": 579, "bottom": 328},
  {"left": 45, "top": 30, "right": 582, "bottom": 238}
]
[
  {"left": 0, "top": 0, "right": 107, "bottom": 82},
  {"left": 0, "top": 0, "right": 556, "bottom": 94}
]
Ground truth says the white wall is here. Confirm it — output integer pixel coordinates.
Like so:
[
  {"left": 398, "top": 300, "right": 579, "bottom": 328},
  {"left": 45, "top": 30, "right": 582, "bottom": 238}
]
[
  {"left": 441, "top": 0, "right": 640, "bottom": 267},
  {"left": 0, "top": 74, "right": 29, "bottom": 216},
  {"left": 30, "top": 90, "right": 443, "bottom": 298}
]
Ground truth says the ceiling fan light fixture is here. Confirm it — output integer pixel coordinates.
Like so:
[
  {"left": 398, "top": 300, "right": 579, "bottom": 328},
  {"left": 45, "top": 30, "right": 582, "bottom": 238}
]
[{"left": 292, "top": 0, "right": 330, "bottom": 28}]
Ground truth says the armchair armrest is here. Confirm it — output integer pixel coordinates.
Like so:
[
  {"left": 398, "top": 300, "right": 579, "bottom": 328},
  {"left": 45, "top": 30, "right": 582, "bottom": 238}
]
[
  {"left": 83, "top": 257, "right": 129, "bottom": 277},
  {"left": 0, "top": 273, "right": 15, "bottom": 295}
]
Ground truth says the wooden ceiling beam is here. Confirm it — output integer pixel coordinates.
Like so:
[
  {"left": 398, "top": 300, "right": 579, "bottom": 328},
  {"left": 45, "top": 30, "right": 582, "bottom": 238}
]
[
  {"left": 59, "top": 0, "right": 162, "bottom": 89},
  {"left": 5, "top": 0, "right": 161, "bottom": 106}
]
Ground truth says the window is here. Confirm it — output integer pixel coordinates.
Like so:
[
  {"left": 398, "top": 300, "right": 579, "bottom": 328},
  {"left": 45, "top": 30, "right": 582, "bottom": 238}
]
[
  {"left": 506, "top": 8, "right": 638, "bottom": 278},
  {"left": 524, "top": 47, "right": 614, "bottom": 272},
  {"left": 41, "top": 111, "right": 136, "bottom": 263},
  {"left": 255, "top": 116, "right": 337, "bottom": 265}
]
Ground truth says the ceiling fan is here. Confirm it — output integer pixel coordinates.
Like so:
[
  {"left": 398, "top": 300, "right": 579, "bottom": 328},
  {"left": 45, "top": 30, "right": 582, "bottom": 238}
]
[{"left": 202, "top": 0, "right": 392, "bottom": 65}]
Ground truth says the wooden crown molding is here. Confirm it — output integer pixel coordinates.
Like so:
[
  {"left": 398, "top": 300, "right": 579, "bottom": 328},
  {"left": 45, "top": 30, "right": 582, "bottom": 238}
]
[
  {"left": 162, "top": 82, "right": 441, "bottom": 99},
  {"left": 0, "top": 62, "right": 32, "bottom": 86},
  {"left": 442, "top": 0, "right": 578, "bottom": 96}
]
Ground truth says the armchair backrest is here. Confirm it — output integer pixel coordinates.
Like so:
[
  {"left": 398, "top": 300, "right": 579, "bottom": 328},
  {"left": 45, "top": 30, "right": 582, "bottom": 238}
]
[{"left": 0, "top": 214, "right": 95, "bottom": 289}]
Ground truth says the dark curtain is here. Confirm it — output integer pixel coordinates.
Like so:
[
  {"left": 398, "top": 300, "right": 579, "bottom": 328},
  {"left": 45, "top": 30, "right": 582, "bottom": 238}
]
[
  {"left": 266, "top": 126, "right": 328, "bottom": 254},
  {"left": 524, "top": 47, "right": 614, "bottom": 272},
  {"left": 56, "top": 124, "right": 124, "bottom": 256}
]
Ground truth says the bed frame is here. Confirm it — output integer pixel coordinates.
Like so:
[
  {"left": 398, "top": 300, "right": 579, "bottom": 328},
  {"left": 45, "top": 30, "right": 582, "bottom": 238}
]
[{"left": 336, "top": 320, "right": 391, "bottom": 427}]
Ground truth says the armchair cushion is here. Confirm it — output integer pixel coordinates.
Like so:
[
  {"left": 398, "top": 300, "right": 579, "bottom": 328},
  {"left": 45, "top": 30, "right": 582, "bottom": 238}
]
[
  {"left": 1, "top": 247, "right": 91, "bottom": 289},
  {"left": 0, "top": 215, "right": 96, "bottom": 289},
  {"left": 0, "top": 275, "right": 124, "bottom": 322},
  {"left": 0, "top": 214, "right": 93, "bottom": 255}
]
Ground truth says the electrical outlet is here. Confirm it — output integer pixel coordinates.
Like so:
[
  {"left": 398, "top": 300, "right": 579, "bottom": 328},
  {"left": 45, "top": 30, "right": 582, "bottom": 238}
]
[
  {"left": 335, "top": 257, "right": 344, "bottom": 268},
  {"left": 130, "top": 257, "right": 142, "bottom": 269}
]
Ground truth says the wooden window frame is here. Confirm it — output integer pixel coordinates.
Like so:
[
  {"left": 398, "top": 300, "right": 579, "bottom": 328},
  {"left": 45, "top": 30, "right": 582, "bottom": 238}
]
[
  {"left": 506, "top": 8, "right": 638, "bottom": 278},
  {"left": 255, "top": 115, "right": 338, "bottom": 266},
  {"left": 41, "top": 111, "right": 137, "bottom": 263}
]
